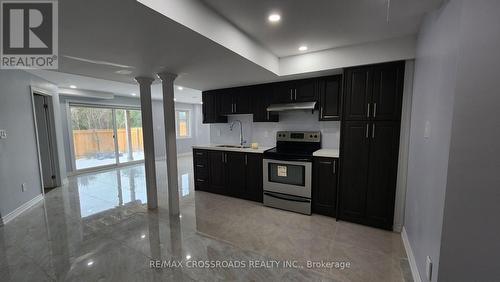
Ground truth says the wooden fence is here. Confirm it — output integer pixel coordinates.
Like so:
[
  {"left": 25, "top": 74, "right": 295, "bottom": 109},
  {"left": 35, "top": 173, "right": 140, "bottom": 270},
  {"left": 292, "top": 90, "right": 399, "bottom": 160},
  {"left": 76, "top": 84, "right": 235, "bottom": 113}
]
[{"left": 73, "top": 128, "right": 143, "bottom": 158}]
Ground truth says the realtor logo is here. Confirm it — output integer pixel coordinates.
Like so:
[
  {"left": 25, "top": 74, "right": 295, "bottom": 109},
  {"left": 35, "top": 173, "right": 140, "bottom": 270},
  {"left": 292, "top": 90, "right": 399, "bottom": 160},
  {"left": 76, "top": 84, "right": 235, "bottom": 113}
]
[{"left": 1, "top": 1, "right": 58, "bottom": 69}]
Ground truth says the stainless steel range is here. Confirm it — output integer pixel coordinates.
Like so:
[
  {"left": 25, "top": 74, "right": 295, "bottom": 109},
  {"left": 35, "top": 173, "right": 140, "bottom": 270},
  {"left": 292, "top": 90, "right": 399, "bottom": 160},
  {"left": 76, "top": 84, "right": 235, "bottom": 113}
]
[{"left": 263, "top": 131, "right": 321, "bottom": 215}]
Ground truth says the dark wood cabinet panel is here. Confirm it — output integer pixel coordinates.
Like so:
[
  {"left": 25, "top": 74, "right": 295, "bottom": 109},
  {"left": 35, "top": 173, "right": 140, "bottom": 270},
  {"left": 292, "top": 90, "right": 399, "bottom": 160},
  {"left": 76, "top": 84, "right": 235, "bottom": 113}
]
[
  {"left": 245, "top": 153, "right": 263, "bottom": 202},
  {"left": 339, "top": 121, "right": 371, "bottom": 220},
  {"left": 252, "top": 85, "right": 279, "bottom": 122},
  {"left": 208, "top": 151, "right": 226, "bottom": 194},
  {"left": 371, "top": 62, "right": 405, "bottom": 121},
  {"left": 273, "top": 81, "right": 295, "bottom": 103},
  {"left": 312, "top": 157, "right": 338, "bottom": 217},
  {"left": 202, "top": 91, "right": 227, "bottom": 124},
  {"left": 365, "top": 121, "right": 400, "bottom": 229},
  {"left": 234, "top": 87, "right": 251, "bottom": 114},
  {"left": 343, "top": 67, "right": 372, "bottom": 121},
  {"left": 318, "top": 75, "right": 342, "bottom": 121},
  {"left": 294, "top": 78, "right": 317, "bottom": 102},
  {"left": 226, "top": 152, "right": 246, "bottom": 197}
]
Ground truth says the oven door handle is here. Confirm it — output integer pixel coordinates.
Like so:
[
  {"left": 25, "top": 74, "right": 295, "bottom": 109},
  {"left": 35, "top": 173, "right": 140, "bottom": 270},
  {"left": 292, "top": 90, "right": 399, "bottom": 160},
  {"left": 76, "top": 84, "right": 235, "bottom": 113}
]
[{"left": 264, "top": 192, "right": 310, "bottom": 203}]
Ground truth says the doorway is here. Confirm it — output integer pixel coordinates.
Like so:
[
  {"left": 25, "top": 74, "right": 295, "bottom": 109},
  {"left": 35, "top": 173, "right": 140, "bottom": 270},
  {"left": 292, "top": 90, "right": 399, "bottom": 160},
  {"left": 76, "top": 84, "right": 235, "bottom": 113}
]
[
  {"left": 69, "top": 104, "right": 144, "bottom": 172},
  {"left": 32, "top": 93, "right": 60, "bottom": 190}
]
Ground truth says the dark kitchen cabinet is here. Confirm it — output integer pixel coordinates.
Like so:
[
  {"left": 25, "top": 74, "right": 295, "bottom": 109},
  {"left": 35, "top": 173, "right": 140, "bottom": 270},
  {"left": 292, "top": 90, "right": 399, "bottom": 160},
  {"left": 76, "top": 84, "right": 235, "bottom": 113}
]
[
  {"left": 252, "top": 85, "right": 279, "bottom": 122},
  {"left": 312, "top": 157, "right": 338, "bottom": 217},
  {"left": 343, "top": 61, "right": 404, "bottom": 121},
  {"left": 371, "top": 63, "right": 405, "bottom": 121},
  {"left": 339, "top": 120, "right": 401, "bottom": 230},
  {"left": 273, "top": 78, "right": 317, "bottom": 103},
  {"left": 202, "top": 91, "right": 227, "bottom": 124},
  {"left": 193, "top": 149, "right": 263, "bottom": 203},
  {"left": 318, "top": 75, "right": 342, "bottom": 121},
  {"left": 365, "top": 121, "right": 400, "bottom": 228},
  {"left": 245, "top": 153, "right": 263, "bottom": 202},
  {"left": 339, "top": 121, "right": 371, "bottom": 220},
  {"left": 226, "top": 152, "right": 246, "bottom": 198},
  {"left": 208, "top": 150, "right": 227, "bottom": 195},
  {"left": 219, "top": 87, "right": 251, "bottom": 115}
]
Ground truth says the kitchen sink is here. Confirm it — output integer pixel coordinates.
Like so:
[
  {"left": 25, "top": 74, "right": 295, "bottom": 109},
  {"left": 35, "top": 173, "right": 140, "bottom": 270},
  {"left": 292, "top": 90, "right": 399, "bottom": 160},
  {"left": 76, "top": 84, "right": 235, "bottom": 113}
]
[{"left": 215, "top": 145, "right": 250, "bottom": 148}]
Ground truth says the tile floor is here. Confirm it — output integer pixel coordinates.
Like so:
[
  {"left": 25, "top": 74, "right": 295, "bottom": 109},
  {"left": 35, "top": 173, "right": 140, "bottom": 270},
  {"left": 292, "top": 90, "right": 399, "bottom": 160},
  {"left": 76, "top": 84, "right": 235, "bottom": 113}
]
[{"left": 0, "top": 156, "right": 412, "bottom": 281}]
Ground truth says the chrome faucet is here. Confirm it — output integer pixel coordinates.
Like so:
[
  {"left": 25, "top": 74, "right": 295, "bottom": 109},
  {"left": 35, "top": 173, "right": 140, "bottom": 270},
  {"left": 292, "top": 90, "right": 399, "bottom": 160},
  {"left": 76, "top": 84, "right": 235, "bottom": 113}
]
[{"left": 229, "top": 120, "right": 245, "bottom": 147}]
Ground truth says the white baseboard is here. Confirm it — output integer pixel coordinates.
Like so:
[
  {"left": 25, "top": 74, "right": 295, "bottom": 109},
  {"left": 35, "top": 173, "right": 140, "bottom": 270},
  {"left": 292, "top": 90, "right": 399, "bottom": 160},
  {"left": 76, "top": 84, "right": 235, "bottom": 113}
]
[
  {"left": 402, "top": 226, "right": 422, "bottom": 282},
  {"left": 0, "top": 194, "right": 44, "bottom": 226}
]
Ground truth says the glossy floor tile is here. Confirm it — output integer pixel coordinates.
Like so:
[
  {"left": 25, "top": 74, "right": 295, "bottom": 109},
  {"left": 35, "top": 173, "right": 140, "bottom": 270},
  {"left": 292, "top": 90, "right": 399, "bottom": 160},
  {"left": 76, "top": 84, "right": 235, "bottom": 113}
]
[{"left": 0, "top": 156, "right": 412, "bottom": 281}]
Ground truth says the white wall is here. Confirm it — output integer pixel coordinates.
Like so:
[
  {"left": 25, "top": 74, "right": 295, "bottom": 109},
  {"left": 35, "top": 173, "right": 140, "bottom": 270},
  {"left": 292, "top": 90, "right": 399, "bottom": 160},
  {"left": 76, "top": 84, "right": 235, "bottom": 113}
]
[
  {"left": 0, "top": 70, "right": 64, "bottom": 218},
  {"left": 437, "top": 0, "right": 500, "bottom": 280},
  {"left": 210, "top": 112, "right": 340, "bottom": 149}
]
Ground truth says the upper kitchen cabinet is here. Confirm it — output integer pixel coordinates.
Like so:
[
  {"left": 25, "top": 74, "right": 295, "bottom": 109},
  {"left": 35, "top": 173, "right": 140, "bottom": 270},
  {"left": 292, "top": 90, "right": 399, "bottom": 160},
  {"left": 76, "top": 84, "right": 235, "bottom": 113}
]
[
  {"left": 371, "top": 62, "right": 405, "bottom": 121},
  {"left": 219, "top": 87, "right": 251, "bottom": 115},
  {"left": 273, "top": 78, "right": 317, "bottom": 103},
  {"left": 202, "top": 90, "right": 227, "bottom": 124},
  {"left": 251, "top": 84, "right": 279, "bottom": 122},
  {"left": 318, "top": 75, "right": 342, "bottom": 121},
  {"left": 343, "top": 61, "right": 405, "bottom": 121}
]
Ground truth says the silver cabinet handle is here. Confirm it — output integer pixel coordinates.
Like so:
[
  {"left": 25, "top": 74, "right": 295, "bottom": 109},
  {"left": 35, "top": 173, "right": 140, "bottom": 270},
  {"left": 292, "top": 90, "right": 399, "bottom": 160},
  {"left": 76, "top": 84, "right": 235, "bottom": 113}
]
[
  {"left": 333, "top": 160, "right": 336, "bottom": 174},
  {"left": 367, "top": 103, "right": 371, "bottom": 117},
  {"left": 290, "top": 89, "right": 293, "bottom": 101},
  {"left": 319, "top": 161, "right": 332, "bottom": 164},
  {"left": 267, "top": 111, "right": 270, "bottom": 120},
  {"left": 245, "top": 154, "right": 248, "bottom": 165},
  {"left": 372, "top": 124, "right": 375, "bottom": 139},
  {"left": 196, "top": 164, "right": 204, "bottom": 168},
  {"left": 196, "top": 179, "right": 205, "bottom": 182},
  {"left": 294, "top": 89, "right": 297, "bottom": 100},
  {"left": 234, "top": 103, "right": 237, "bottom": 113},
  {"left": 373, "top": 103, "right": 377, "bottom": 118},
  {"left": 195, "top": 152, "right": 203, "bottom": 156},
  {"left": 222, "top": 153, "right": 224, "bottom": 163},
  {"left": 225, "top": 153, "right": 227, "bottom": 163},
  {"left": 366, "top": 123, "right": 369, "bottom": 138}
]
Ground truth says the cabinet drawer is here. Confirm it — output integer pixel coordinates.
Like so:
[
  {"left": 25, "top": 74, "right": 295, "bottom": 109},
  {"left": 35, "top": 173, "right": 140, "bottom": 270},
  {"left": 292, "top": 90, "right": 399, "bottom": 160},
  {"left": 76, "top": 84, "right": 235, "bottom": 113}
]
[
  {"left": 193, "top": 149, "right": 208, "bottom": 158},
  {"left": 195, "top": 166, "right": 208, "bottom": 177}
]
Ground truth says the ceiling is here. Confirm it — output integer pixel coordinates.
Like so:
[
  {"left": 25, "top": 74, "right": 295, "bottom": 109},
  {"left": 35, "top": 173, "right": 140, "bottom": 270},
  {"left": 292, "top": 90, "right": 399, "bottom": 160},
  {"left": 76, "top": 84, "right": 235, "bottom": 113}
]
[
  {"left": 27, "top": 70, "right": 202, "bottom": 104},
  {"left": 50, "top": 0, "right": 442, "bottom": 95},
  {"left": 201, "top": 0, "right": 443, "bottom": 57}
]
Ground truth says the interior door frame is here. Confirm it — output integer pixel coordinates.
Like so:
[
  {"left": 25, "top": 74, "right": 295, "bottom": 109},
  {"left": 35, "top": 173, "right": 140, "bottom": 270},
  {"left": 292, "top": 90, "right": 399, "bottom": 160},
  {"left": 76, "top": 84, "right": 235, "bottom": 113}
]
[
  {"left": 30, "top": 86, "right": 61, "bottom": 194},
  {"left": 67, "top": 102, "right": 144, "bottom": 174}
]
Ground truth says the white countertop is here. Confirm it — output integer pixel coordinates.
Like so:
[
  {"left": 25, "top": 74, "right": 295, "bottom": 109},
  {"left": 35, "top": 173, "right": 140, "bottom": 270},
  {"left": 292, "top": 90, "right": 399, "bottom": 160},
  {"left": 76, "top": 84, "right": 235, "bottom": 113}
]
[
  {"left": 313, "top": 149, "right": 340, "bottom": 158},
  {"left": 192, "top": 144, "right": 272, "bottom": 154}
]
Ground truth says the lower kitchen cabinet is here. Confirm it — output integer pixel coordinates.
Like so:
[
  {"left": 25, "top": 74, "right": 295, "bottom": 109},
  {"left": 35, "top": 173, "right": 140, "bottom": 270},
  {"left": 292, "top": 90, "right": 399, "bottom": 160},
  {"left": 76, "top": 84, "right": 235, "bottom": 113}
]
[
  {"left": 312, "top": 157, "right": 338, "bottom": 217},
  {"left": 193, "top": 149, "right": 263, "bottom": 202},
  {"left": 338, "top": 120, "right": 400, "bottom": 230}
]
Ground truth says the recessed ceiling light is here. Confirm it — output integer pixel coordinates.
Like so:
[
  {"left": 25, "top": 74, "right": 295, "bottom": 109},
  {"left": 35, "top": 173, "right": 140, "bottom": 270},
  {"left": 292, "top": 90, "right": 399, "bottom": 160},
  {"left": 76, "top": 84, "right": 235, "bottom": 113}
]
[
  {"left": 69, "top": 85, "right": 77, "bottom": 89},
  {"left": 177, "top": 86, "right": 183, "bottom": 90},
  {"left": 186, "top": 254, "right": 191, "bottom": 260},
  {"left": 140, "top": 234, "right": 146, "bottom": 239},
  {"left": 131, "top": 93, "right": 137, "bottom": 96},
  {"left": 268, "top": 13, "right": 281, "bottom": 23},
  {"left": 298, "top": 45, "right": 308, "bottom": 51},
  {"left": 87, "top": 260, "right": 94, "bottom": 266}
]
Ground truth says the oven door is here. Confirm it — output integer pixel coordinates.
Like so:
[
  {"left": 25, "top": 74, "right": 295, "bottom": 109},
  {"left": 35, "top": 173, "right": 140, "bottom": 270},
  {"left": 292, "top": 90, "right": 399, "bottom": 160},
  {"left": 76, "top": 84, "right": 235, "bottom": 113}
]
[{"left": 263, "top": 158, "right": 312, "bottom": 198}]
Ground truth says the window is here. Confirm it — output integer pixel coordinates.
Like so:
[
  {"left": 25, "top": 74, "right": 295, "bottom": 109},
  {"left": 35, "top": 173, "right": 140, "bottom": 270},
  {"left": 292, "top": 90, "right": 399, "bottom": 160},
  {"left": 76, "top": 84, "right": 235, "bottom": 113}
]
[{"left": 175, "top": 110, "right": 191, "bottom": 138}]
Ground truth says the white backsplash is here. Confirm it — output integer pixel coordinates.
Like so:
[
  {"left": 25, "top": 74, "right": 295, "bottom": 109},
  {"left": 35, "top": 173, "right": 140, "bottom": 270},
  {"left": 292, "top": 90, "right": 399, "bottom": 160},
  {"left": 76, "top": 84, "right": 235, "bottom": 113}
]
[{"left": 209, "top": 111, "right": 340, "bottom": 149}]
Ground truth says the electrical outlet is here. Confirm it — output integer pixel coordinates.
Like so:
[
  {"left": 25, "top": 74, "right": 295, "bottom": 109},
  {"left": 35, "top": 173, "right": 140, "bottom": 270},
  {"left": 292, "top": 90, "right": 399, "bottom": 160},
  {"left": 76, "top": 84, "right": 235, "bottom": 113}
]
[
  {"left": 426, "top": 256, "right": 433, "bottom": 281},
  {"left": 424, "top": 121, "right": 431, "bottom": 139},
  {"left": 0, "top": 129, "right": 7, "bottom": 139},
  {"left": 21, "top": 183, "right": 27, "bottom": 192}
]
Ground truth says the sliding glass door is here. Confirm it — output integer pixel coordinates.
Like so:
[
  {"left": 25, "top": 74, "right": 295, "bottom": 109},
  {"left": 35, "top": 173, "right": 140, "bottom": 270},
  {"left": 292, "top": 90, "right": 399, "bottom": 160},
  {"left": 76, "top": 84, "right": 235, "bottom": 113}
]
[{"left": 70, "top": 105, "right": 143, "bottom": 171}]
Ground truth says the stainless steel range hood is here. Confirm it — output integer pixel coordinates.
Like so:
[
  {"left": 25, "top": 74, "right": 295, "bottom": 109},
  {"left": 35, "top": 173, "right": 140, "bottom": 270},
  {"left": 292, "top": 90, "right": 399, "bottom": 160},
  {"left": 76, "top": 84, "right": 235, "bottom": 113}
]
[{"left": 266, "top": 101, "right": 316, "bottom": 112}]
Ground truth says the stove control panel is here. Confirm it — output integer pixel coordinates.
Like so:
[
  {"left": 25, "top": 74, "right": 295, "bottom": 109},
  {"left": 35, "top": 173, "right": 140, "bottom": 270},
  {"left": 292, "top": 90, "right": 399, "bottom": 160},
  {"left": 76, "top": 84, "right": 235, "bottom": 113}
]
[{"left": 276, "top": 131, "right": 321, "bottom": 143}]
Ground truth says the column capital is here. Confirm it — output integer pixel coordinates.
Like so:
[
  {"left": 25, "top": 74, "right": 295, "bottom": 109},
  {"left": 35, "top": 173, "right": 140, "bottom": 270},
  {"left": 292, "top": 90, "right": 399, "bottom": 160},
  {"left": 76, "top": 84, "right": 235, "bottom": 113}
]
[
  {"left": 156, "top": 72, "right": 178, "bottom": 83},
  {"left": 135, "top": 76, "right": 155, "bottom": 86}
]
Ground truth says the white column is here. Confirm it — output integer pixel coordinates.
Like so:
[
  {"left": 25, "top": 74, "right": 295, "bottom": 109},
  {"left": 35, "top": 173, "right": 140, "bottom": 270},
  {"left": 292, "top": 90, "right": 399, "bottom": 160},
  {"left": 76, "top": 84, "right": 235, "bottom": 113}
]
[
  {"left": 157, "top": 72, "right": 180, "bottom": 215},
  {"left": 135, "top": 77, "right": 158, "bottom": 210}
]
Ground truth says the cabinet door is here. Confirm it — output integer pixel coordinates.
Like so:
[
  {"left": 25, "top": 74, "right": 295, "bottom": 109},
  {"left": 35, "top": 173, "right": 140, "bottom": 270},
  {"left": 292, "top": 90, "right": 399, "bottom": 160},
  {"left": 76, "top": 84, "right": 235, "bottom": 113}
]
[
  {"left": 371, "top": 62, "right": 404, "bottom": 121},
  {"left": 365, "top": 121, "right": 400, "bottom": 229},
  {"left": 343, "top": 67, "right": 372, "bottom": 120},
  {"left": 226, "top": 152, "right": 246, "bottom": 198},
  {"left": 219, "top": 90, "right": 234, "bottom": 115},
  {"left": 294, "top": 78, "right": 317, "bottom": 102},
  {"left": 202, "top": 92, "right": 215, "bottom": 123},
  {"left": 339, "top": 121, "right": 371, "bottom": 220},
  {"left": 273, "top": 81, "right": 294, "bottom": 103},
  {"left": 319, "top": 75, "right": 342, "bottom": 121},
  {"left": 234, "top": 87, "right": 251, "bottom": 114},
  {"left": 208, "top": 151, "right": 226, "bottom": 194},
  {"left": 193, "top": 149, "right": 209, "bottom": 191},
  {"left": 312, "top": 157, "right": 338, "bottom": 216},
  {"left": 252, "top": 85, "right": 279, "bottom": 122},
  {"left": 245, "top": 153, "right": 263, "bottom": 202}
]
